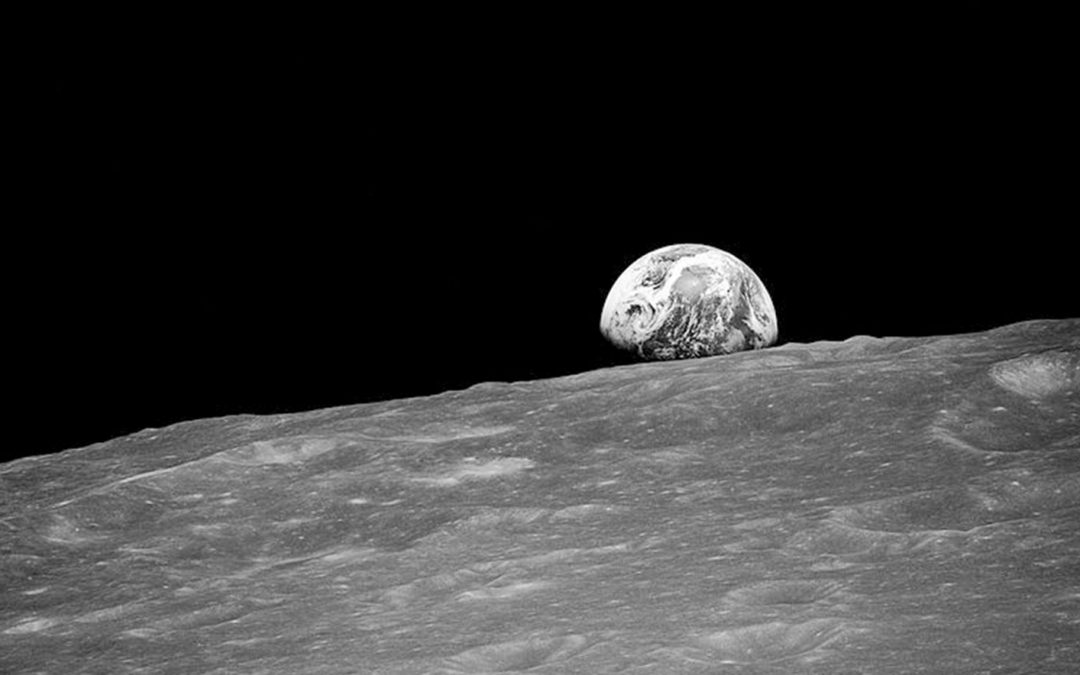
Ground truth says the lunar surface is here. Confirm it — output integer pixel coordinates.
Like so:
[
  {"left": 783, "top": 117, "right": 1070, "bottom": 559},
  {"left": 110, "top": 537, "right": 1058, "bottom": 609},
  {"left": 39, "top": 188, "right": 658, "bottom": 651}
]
[
  {"left": 2, "top": 319, "right": 1079, "bottom": 673},
  {"left": 600, "top": 243, "right": 778, "bottom": 360}
]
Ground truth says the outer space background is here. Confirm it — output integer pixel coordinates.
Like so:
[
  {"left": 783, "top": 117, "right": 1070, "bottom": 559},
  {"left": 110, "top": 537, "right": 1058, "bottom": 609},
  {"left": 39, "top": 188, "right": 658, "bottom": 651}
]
[{"left": 12, "top": 4, "right": 1075, "bottom": 460}]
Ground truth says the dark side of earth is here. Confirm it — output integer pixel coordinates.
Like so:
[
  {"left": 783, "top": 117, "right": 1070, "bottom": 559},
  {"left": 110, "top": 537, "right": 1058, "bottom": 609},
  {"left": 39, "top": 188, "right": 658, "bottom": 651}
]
[{"left": 2, "top": 319, "right": 1078, "bottom": 673}]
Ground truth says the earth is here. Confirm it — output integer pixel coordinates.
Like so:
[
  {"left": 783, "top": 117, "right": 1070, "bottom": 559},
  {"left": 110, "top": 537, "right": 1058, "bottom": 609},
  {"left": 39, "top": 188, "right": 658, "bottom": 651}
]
[{"left": 600, "top": 243, "right": 779, "bottom": 360}]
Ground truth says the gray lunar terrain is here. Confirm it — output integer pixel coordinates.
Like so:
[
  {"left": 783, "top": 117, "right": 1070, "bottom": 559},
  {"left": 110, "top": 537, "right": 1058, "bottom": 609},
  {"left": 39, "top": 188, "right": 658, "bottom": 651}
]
[{"left": 2, "top": 319, "right": 1078, "bottom": 674}]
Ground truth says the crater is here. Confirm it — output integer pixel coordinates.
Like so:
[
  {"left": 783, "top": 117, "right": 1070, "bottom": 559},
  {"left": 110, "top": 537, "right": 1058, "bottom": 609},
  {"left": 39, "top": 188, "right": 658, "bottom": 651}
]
[
  {"left": 218, "top": 437, "right": 340, "bottom": 465},
  {"left": 991, "top": 349, "right": 1079, "bottom": 398},
  {"left": 442, "top": 634, "right": 590, "bottom": 672},
  {"left": 692, "top": 618, "right": 846, "bottom": 664},
  {"left": 834, "top": 471, "right": 1080, "bottom": 534},
  {"left": 785, "top": 522, "right": 902, "bottom": 556}
]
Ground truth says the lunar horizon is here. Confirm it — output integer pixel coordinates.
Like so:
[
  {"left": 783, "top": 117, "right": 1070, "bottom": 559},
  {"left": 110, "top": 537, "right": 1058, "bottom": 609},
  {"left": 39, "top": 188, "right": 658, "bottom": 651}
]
[{"left": 2, "top": 318, "right": 1077, "bottom": 672}]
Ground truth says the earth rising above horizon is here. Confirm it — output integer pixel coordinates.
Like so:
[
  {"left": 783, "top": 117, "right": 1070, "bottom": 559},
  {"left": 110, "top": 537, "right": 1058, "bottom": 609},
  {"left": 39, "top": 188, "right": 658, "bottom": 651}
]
[{"left": 600, "top": 243, "right": 778, "bottom": 360}]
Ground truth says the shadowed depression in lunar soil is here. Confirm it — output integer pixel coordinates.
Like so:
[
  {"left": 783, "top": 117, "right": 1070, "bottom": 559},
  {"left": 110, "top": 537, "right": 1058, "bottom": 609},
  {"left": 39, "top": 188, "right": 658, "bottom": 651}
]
[{"left": 1, "top": 319, "right": 1078, "bottom": 673}]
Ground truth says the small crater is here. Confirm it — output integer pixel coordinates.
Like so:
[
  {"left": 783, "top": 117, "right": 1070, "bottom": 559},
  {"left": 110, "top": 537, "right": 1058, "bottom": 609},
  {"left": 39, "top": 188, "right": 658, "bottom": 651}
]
[
  {"left": 691, "top": 618, "right": 846, "bottom": 664},
  {"left": 550, "top": 503, "right": 624, "bottom": 521},
  {"left": 219, "top": 437, "right": 339, "bottom": 465},
  {"left": 932, "top": 397, "right": 1079, "bottom": 454},
  {"left": 412, "top": 457, "right": 535, "bottom": 486},
  {"left": 839, "top": 489, "right": 1012, "bottom": 533},
  {"left": 380, "top": 565, "right": 553, "bottom": 610},
  {"left": 450, "top": 508, "right": 550, "bottom": 531},
  {"left": 836, "top": 472, "right": 1080, "bottom": 534},
  {"left": 785, "top": 523, "right": 899, "bottom": 556},
  {"left": 457, "top": 580, "right": 552, "bottom": 601},
  {"left": 40, "top": 514, "right": 108, "bottom": 545},
  {"left": 991, "top": 350, "right": 1079, "bottom": 398},
  {"left": 442, "top": 634, "right": 590, "bottom": 672},
  {"left": 724, "top": 580, "right": 843, "bottom": 606}
]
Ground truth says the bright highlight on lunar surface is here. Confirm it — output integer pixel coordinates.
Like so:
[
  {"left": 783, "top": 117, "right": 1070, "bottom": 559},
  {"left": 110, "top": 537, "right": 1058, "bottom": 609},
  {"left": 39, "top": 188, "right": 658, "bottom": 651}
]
[{"left": 600, "top": 243, "right": 778, "bottom": 360}]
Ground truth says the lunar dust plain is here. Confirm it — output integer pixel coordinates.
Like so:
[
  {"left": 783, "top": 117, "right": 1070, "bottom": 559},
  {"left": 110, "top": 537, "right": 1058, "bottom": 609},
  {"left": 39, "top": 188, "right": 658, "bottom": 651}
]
[{"left": 1, "top": 319, "right": 1078, "bottom": 673}]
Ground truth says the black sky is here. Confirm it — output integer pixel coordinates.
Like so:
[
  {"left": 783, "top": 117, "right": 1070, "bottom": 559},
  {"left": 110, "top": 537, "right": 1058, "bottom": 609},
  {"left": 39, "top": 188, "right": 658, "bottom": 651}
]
[{"left": 12, "top": 5, "right": 1075, "bottom": 460}]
